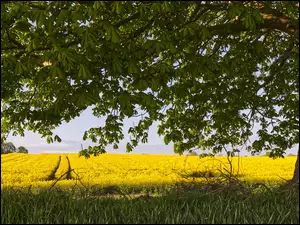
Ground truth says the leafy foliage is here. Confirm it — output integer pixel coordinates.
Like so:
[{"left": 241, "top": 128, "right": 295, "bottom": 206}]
[
  {"left": 1, "top": 142, "right": 16, "bottom": 154},
  {"left": 1, "top": 142, "right": 28, "bottom": 154},
  {"left": 17, "top": 146, "right": 28, "bottom": 154},
  {"left": 1, "top": 1, "right": 299, "bottom": 158}
]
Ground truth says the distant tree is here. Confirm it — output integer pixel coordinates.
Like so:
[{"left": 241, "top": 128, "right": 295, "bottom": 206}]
[
  {"left": 188, "top": 151, "right": 198, "bottom": 156},
  {"left": 17, "top": 146, "right": 28, "bottom": 154},
  {"left": 1, "top": 142, "right": 17, "bottom": 154}
]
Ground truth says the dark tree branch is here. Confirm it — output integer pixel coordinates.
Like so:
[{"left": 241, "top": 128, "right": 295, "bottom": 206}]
[
  {"left": 206, "top": 19, "right": 298, "bottom": 37},
  {"left": 11, "top": 40, "right": 79, "bottom": 58},
  {"left": 128, "top": 19, "right": 154, "bottom": 39},
  {"left": 257, "top": 5, "right": 296, "bottom": 23},
  {"left": 6, "top": 29, "right": 24, "bottom": 48},
  {"left": 1, "top": 46, "right": 25, "bottom": 51},
  {"left": 115, "top": 13, "right": 140, "bottom": 28},
  {"left": 194, "top": 2, "right": 231, "bottom": 9},
  {"left": 188, "top": 2, "right": 298, "bottom": 36},
  {"left": 1, "top": 1, "right": 11, "bottom": 5},
  {"left": 23, "top": 1, "right": 47, "bottom": 10},
  {"left": 189, "top": 4, "right": 201, "bottom": 22},
  {"left": 269, "top": 43, "right": 294, "bottom": 76},
  {"left": 77, "top": 1, "right": 94, "bottom": 5}
]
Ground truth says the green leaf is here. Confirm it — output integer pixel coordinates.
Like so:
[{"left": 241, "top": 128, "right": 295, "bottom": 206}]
[
  {"left": 136, "top": 79, "right": 148, "bottom": 90},
  {"left": 93, "top": 1, "right": 102, "bottom": 9},
  {"left": 84, "top": 30, "right": 90, "bottom": 48},
  {"left": 164, "top": 134, "right": 171, "bottom": 145},
  {"left": 150, "top": 3, "right": 161, "bottom": 13},
  {"left": 111, "top": 27, "right": 120, "bottom": 43},
  {"left": 106, "top": 27, "right": 112, "bottom": 41},
  {"left": 77, "top": 94, "right": 87, "bottom": 108},
  {"left": 82, "top": 65, "right": 91, "bottom": 78},
  {"left": 115, "top": 2, "right": 124, "bottom": 15},
  {"left": 255, "top": 41, "right": 264, "bottom": 53},
  {"left": 15, "top": 62, "right": 23, "bottom": 74},
  {"left": 37, "top": 11, "right": 46, "bottom": 27},
  {"left": 87, "top": 7, "right": 94, "bottom": 17},
  {"left": 162, "top": 2, "right": 173, "bottom": 12},
  {"left": 169, "top": 42, "right": 176, "bottom": 53},
  {"left": 46, "top": 19, "right": 53, "bottom": 33},
  {"left": 57, "top": 66, "right": 66, "bottom": 79},
  {"left": 32, "top": 39, "right": 39, "bottom": 49},
  {"left": 21, "top": 63, "right": 28, "bottom": 73},
  {"left": 54, "top": 135, "right": 62, "bottom": 142},
  {"left": 25, "top": 42, "right": 33, "bottom": 52},
  {"left": 126, "top": 143, "right": 133, "bottom": 152},
  {"left": 88, "top": 33, "right": 97, "bottom": 48},
  {"left": 113, "top": 60, "right": 122, "bottom": 73},
  {"left": 140, "top": 6, "right": 146, "bottom": 20},
  {"left": 51, "top": 67, "right": 58, "bottom": 79},
  {"left": 253, "top": 10, "right": 264, "bottom": 23},
  {"left": 72, "top": 11, "right": 84, "bottom": 22},
  {"left": 183, "top": 28, "right": 189, "bottom": 37},
  {"left": 82, "top": 66, "right": 87, "bottom": 79},
  {"left": 46, "top": 136, "right": 53, "bottom": 144},
  {"left": 14, "top": 20, "right": 31, "bottom": 32},
  {"left": 58, "top": 10, "right": 70, "bottom": 23},
  {"left": 188, "top": 27, "right": 195, "bottom": 36},
  {"left": 78, "top": 64, "right": 84, "bottom": 78},
  {"left": 200, "top": 27, "right": 210, "bottom": 40},
  {"left": 155, "top": 42, "right": 161, "bottom": 53},
  {"left": 75, "top": 26, "right": 85, "bottom": 36},
  {"left": 128, "top": 60, "right": 139, "bottom": 74},
  {"left": 83, "top": 131, "right": 88, "bottom": 140}
]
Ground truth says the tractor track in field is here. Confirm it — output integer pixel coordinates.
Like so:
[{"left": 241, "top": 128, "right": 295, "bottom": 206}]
[
  {"left": 66, "top": 156, "right": 73, "bottom": 180},
  {"left": 46, "top": 155, "right": 62, "bottom": 181},
  {"left": 47, "top": 155, "right": 74, "bottom": 181},
  {"left": 47, "top": 156, "right": 75, "bottom": 190}
]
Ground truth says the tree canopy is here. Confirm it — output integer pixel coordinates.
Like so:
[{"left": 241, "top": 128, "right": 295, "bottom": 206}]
[
  {"left": 1, "top": 142, "right": 17, "bottom": 154},
  {"left": 1, "top": 1, "right": 299, "bottom": 164},
  {"left": 1, "top": 142, "right": 28, "bottom": 154},
  {"left": 17, "top": 146, "right": 29, "bottom": 154}
]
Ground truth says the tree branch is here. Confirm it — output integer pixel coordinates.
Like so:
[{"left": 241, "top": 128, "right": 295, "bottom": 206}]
[
  {"left": 188, "top": 2, "right": 298, "bottom": 37},
  {"left": 189, "top": 4, "right": 201, "bottom": 22},
  {"left": 115, "top": 12, "right": 140, "bottom": 28},
  {"left": 194, "top": 2, "right": 231, "bottom": 9},
  {"left": 257, "top": 5, "right": 296, "bottom": 23},
  {"left": 128, "top": 19, "right": 154, "bottom": 39},
  {"left": 23, "top": 1, "right": 47, "bottom": 10},
  {"left": 6, "top": 29, "right": 24, "bottom": 48},
  {"left": 206, "top": 19, "right": 298, "bottom": 37},
  {"left": 11, "top": 40, "right": 79, "bottom": 58},
  {"left": 1, "top": 46, "right": 25, "bottom": 51}
]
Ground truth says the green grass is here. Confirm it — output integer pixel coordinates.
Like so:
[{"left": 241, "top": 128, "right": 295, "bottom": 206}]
[{"left": 1, "top": 184, "right": 299, "bottom": 224}]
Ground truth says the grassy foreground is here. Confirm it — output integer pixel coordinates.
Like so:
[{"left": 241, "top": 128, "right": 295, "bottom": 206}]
[{"left": 1, "top": 185, "right": 299, "bottom": 224}]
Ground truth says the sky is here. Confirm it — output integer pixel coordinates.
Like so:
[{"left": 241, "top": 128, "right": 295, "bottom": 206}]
[
  {"left": 6, "top": 106, "right": 298, "bottom": 156},
  {"left": 6, "top": 107, "right": 176, "bottom": 154}
]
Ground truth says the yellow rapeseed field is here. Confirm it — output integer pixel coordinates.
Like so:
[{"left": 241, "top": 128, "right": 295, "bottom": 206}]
[{"left": 1, "top": 153, "right": 297, "bottom": 189}]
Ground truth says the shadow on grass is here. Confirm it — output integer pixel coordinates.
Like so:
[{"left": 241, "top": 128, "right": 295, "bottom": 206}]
[{"left": 1, "top": 182, "right": 299, "bottom": 224}]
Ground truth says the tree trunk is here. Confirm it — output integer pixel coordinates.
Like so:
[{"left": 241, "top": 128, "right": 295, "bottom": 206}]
[{"left": 291, "top": 145, "right": 299, "bottom": 182}]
